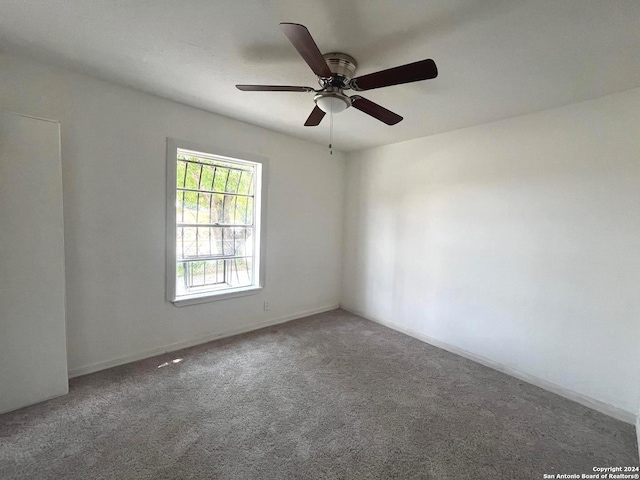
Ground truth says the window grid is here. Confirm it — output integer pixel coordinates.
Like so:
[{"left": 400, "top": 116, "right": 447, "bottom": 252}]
[{"left": 175, "top": 150, "right": 257, "bottom": 297}]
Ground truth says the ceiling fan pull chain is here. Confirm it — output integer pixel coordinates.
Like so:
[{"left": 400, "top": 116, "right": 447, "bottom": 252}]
[{"left": 329, "top": 101, "right": 333, "bottom": 155}]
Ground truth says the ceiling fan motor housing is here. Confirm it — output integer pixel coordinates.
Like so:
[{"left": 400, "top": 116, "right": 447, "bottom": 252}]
[
  {"left": 314, "top": 53, "right": 358, "bottom": 113},
  {"left": 322, "top": 53, "right": 357, "bottom": 81}
]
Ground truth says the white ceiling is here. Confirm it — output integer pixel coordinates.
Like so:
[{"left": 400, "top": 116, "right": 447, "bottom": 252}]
[{"left": 1, "top": 0, "right": 639, "bottom": 152}]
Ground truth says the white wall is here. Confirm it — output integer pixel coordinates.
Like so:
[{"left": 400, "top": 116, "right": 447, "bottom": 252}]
[
  {"left": 0, "top": 53, "right": 345, "bottom": 375},
  {"left": 342, "top": 88, "right": 640, "bottom": 417}
]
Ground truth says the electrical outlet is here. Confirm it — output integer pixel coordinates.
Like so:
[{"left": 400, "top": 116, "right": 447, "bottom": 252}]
[{"left": 263, "top": 301, "right": 269, "bottom": 311}]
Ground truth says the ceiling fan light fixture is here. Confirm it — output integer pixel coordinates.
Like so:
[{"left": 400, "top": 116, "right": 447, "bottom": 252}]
[{"left": 314, "top": 93, "right": 350, "bottom": 114}]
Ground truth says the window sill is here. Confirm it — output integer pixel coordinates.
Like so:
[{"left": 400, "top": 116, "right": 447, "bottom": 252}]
[{"left": 172, "top": 286, "right": 262, "bottom": 307}]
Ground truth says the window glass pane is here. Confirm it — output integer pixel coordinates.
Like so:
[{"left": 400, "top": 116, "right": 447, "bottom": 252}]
[
  {"left": 177, "top": 160, "right": 187, "bottom": 188},
  {"left": 226, "top": 257, "right": 252, "bottom": 288},
  {"left": 177, "top": 226, "right": 253, "bottom": 259},
  {"left": 184, "top": 161, "right": 201, "bottom": 189},
  {"left": 247, "top": 173, "right": 255, "bottom": 196},
  {"left": 232, "top": 196, "right": 253, "bottom": 225},
  {"left": 213, "top": 167, "right": 228, "bottom": 192}
]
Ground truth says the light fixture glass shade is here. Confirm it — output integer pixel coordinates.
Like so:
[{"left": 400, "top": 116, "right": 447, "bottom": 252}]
[{"left": 316, "top": 95, "right": 349, "bottom": 114}]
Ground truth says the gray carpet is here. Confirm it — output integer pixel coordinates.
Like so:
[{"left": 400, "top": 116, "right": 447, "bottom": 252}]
[{"left": 0, "top": 309, "right": 637, "bottom": 479}]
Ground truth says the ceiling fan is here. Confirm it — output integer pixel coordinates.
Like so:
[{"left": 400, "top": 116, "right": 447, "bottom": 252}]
[{"left": 236, "top": 23, "right": 438, "bottom": 126}]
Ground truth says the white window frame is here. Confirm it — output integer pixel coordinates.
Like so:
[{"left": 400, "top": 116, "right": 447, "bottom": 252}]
[{"left": 166, "top": 138, "right": 267, "bottom": 306}]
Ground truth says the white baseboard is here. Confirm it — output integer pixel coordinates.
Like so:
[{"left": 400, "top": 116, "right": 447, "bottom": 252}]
[
  {"left": 341, "top": 306, "right": 637, "bottom": 425},
  {"left": 68, "top": 305, "right": 339, "bottom": 378}
]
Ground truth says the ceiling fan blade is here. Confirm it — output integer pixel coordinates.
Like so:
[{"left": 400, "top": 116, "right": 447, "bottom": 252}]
[
  {"left": 236, "top": 85, "right": 314, "bottom": 92},
  {"left": 350, "top": 96, "right": 403, "bottom": 125},
  {"left": 350, "top": 59, "right": 438, "bottom": 91},
  {"left": 304, "top": 105, "right": 326, "bottom": 126},
  {"left": 279, "top": 23, "right": 332, "bottom": 78}
]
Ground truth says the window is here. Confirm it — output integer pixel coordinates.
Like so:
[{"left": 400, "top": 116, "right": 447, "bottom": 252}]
[{"left": 166, "top": 140, "right": 267, "bottom": 305}]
